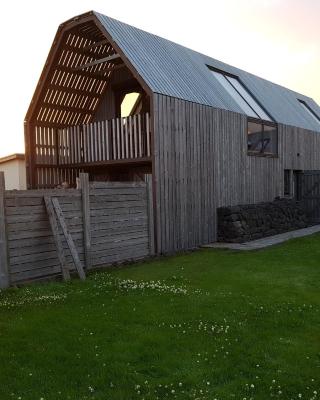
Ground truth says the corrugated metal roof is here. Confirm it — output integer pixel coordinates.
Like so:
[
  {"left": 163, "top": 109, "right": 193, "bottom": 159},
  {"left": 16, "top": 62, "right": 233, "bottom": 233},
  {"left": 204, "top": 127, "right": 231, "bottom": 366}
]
[{"left": 95, "top": 12, "right": 320, "bottom": 132}]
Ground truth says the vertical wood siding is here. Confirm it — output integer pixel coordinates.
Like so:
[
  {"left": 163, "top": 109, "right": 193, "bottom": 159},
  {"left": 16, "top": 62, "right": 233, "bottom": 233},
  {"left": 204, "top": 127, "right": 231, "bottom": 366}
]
[{"left": 153, "top": 94, "right": 320, "bottom": 254}]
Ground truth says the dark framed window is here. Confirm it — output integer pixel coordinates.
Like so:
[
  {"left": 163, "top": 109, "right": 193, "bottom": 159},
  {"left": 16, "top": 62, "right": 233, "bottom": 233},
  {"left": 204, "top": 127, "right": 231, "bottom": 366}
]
[
  {"left": 247, "top": 120, "right": 278, "bottom": 156},
  {"left": 208, "top": 66, "right": 278, "bottom": 157},
  {"left": 284, "top": 169, "right": 291, "bottom": 196},
  {"left": 209, "top": 67, "right": 273, "bottom": 121}
]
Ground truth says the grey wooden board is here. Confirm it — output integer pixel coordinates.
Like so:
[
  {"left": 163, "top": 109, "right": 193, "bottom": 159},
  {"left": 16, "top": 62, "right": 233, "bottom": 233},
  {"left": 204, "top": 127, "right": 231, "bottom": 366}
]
[
  {"left": 5, "top": 197, "right": 82, "bottom": 207},
  {"left": 91, "top": 235, "right": 149, "bottom": 252},
  {"left": 11, "top": 265, "right": 65, "bottom": 283},
  {"left": 5, "top": 204, "right": 82, "bottom": 215},
  {"left": 90, "top": 207, "right": 145, "bottom": 217},
  {"left": 90, "top": 188, "right": 147, "bottom": 196},
  {"left": 92, "top": 241, "right": 149, "bottom": 259},
  {"left": 6, "top": 210, "right": 82, "bottom": 223},
  {"left": 9, "top": 240, "right": 84, "bottom": 256},
  {"left": 79, "top": 173, "right": 92, "bottom": 269},
  {"left": 91, "top": 228, "right": 149, "bottom": 243},
  {"left": 7, "top": 218, "right": 83, "bottom": 233},
  {"left": 5, "top": 189, "right": 81, "bottom": 198},
  {"left": 90, "top": 181, "right": 146, "bottom": 188},
  {"left": 44, "top": 196, "right": 70, "bottom": 281},
  {"left": 0, "top": 172, "right": 9, "bottom": 288},
  {"left": 90, "top": 200, "right": 145, "bottom": 209},
  {"left": 10, "top": 251, "right": 85, "bottom": 270},
  {"left": 52, "top": 197, "right": 86, "bottom": 281},
  {"left": 92, "top": 245, "right": 149, "bottom": 265},
  {"left": 8, "top": 226, "right": 84, "bottom": 241},
  {"left": 147, "top": 180, "right": 155, "bottom": 255},
  {"left": 8, "top": 233, "right": 84, "bottom": 249}
]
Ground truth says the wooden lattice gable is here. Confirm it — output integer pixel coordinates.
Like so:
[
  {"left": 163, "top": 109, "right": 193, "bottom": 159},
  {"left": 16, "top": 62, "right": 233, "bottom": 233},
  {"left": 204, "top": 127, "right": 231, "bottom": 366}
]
[{"left": 25, "top": 12, "right": 151, "bottom": 129}]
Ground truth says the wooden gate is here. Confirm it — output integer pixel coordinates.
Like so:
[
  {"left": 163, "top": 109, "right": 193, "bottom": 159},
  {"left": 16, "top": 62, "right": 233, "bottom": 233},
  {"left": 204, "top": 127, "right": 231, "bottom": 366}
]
[{"left": 297, "top": 171, "right": 320, "bottom": 223}]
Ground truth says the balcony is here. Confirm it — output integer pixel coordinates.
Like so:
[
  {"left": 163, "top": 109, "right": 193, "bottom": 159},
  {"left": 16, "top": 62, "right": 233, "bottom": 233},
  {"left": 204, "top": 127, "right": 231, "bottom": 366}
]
[{"left": 35, "top": 113, "right": 152, "bottom": 168}]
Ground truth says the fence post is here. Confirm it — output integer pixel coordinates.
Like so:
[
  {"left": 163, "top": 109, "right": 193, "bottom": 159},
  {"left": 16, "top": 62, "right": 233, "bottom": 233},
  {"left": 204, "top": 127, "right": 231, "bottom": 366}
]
[
  {"left": 79, "top": 173, "right": 92, "bottom": 270},
  {"left": 147, "top": 179, "right": 155, "bottom": 256},
  {"left": 0, "top": 172, "right": 9, "bottom": 289}
]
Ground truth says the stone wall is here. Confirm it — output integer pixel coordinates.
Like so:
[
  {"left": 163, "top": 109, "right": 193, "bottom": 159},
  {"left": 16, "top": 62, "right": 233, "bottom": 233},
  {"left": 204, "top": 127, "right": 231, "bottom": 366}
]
[{"left": 217, "top": 199, "right": 309, "bottom": 243}]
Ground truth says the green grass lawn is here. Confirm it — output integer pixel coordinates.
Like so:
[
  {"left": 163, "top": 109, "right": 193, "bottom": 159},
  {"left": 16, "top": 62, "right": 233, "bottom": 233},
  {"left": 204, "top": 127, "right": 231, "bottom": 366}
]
[{"left": 0, "top": 235, "right": 320, "bottom": 400}]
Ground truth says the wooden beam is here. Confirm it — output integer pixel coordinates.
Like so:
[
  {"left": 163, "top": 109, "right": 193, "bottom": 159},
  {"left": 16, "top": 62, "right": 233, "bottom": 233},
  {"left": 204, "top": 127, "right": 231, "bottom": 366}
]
[
  {"left": 52, "top": 197, "right": 86, "bottom": 280},
  {"left": 0, "top": 172, "right": 9, "bottom": 288},
  {"left": 47, "top": 84, "right": 100, "bottom": 99},
  {"left": 75, "top": 53, "right": 120, "bottom": 70},
  {"left": 93, "top": 63, "right": 125, "bottom": 76},
  {"left": 24, "top": 121, "right": 34, "bottom": 189},
  {"left": 83, "top": 39, "right": 109, "bottom": 51},
  {"left": 147, "top": 179, "right": 155, "bottom": 256},
  {"left": 42, "top": 102, "right": 95, "bottom": 115},
  {"left": 44, "top": 196, "right": 71, "bottom": 281},
  {"left": 61, "top": 43, "right": 113, "bottom": 59},
  {"left": 34, "top": 122, "right": 72, "bottom": 129},
  {"left": 54, "top": 65, "right": 107, "bottom": 81},
  {"left": 79, "top": 173, "right": 91, "bottom": 269},
  {"left": 58, "top": 156, "right": 152, "bottom": 169}
]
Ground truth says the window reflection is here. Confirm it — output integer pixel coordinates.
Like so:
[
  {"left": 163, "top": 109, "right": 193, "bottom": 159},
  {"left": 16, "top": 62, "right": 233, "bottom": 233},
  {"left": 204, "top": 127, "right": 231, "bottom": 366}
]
[{"left": 247, "top": 122, "right": 277, "bottom": 156}]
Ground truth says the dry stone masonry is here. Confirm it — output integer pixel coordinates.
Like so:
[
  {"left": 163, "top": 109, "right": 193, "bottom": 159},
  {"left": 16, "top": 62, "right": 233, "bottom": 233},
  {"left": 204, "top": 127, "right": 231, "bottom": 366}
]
[{"left": 217, "top": 198, "right": 309, "bottom": 243}]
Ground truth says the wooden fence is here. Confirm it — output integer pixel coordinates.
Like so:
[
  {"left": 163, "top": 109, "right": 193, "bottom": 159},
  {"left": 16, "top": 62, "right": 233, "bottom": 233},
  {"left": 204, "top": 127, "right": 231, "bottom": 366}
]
[{"left": 0, "top": 172, "right": 154, "bottom": 288}]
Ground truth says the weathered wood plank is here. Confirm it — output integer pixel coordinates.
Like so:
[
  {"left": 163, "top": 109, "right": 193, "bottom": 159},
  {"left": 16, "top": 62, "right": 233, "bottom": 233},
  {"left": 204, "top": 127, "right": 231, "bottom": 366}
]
[
  {"left": 89, "top": 181, "right": 146, "bottom": 189},
  {"left": 79, "top": 173, "right": 91, "bottom": 269},
  {"left": 91, "top": 225, "right": 148, "bottom": 241},
  {"left": 92, "top": 244, "right": 149, "bottom": 266},
  {"left": 44, "top": 196, "right": 70, "bottom": 281},
  {"left": 0, "top": 172, "right": 9, "bottom": 288},
  {"left": 147, "top": 172, "right": 155, "bottom": 256},
  {"left": 52, "top": 197, "right": 86, "bottom": 280}
]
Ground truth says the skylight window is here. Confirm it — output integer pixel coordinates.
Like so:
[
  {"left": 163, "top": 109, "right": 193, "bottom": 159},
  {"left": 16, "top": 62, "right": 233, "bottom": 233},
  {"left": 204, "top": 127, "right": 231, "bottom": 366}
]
[
  {"left": 210, "top": 69, "right": 272, "bottom": 122},
  {"left": 298, "top": 100, "right": 320, "bottom": 127}
]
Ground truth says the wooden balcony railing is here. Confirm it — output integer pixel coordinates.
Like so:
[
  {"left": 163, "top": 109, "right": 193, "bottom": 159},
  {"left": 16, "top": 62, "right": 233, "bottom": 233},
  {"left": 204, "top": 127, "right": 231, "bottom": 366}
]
[{"left": 34, "top": 113, "right": 151, "bottom": 166}]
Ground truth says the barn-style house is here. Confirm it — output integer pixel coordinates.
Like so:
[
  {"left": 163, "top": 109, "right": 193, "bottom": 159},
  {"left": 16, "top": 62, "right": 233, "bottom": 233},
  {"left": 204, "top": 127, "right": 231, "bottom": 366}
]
[{"left": 25, "top": 11, "right": 320, "bottom": 254}]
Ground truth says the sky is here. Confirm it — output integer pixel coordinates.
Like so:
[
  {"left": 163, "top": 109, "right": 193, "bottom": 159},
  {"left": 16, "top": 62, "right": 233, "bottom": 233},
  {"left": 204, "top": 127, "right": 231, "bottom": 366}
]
[{"left": 0, "top": 0, "right": 319, "bottom": 157}]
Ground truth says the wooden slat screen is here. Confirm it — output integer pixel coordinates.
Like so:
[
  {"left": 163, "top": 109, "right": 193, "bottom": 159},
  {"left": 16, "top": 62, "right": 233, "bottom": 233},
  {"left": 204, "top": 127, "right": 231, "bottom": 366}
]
[{"left": 57, "top": 112, "right": 151, "bottom": 165}]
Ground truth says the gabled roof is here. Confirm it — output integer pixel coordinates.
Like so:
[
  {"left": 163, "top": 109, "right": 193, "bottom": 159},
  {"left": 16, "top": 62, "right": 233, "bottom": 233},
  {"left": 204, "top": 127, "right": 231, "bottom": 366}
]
[
  {"left": 0, "top": 154, "right": 25, "bottom": 164},
  {"left": 95, "top": 12, "right": 320, "bottom": 132}
]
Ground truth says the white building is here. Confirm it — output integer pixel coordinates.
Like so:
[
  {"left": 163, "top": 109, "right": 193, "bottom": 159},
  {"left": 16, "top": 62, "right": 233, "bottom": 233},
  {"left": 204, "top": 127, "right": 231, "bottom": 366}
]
[{"left": 0, "top": 154, "right": 26, "bottom": 190}]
